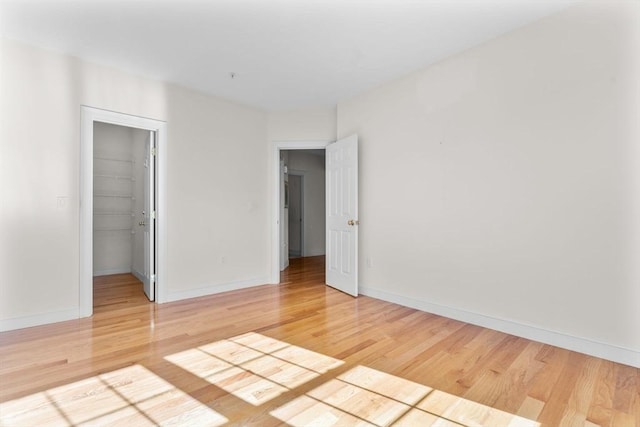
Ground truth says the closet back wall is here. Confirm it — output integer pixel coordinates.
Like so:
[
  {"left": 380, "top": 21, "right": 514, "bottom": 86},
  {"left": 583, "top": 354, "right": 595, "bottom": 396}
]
[{"left": 93, "top": 122, "right": 146, "bottom": 277}]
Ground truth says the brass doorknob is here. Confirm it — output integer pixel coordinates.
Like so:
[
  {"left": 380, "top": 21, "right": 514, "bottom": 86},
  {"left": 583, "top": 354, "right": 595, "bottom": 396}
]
[{"left": 347, "top": 219, "right": 359, "bottom": 226}]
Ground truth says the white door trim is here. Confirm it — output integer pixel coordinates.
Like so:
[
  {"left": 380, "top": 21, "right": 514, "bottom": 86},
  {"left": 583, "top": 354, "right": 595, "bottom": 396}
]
[
  {"left": 271, "top": 140, "right": 330, "bottom": 284},
  {"left": 80, "top": 106, "right": 168, "bottom": 317}
]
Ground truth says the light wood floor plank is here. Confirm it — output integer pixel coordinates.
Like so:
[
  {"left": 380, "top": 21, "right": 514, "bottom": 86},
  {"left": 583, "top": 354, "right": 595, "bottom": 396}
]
[{"left": 1, "top": 257, "right": 638, "bottom": 426}]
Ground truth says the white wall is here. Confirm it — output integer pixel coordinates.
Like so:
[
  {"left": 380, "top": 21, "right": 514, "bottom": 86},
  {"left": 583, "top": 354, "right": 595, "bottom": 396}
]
[
  {"left": 338, "top": 2, "right": 640, "bottom": 366},
  {"left": 267, "top": 106, "right": 336, "bottom": 142},
  {"left": 0, "top": 38, "right": 269, "bottom": 329},
  {"left": 287, "top": 151, "right": 326, "bottom": 257}
]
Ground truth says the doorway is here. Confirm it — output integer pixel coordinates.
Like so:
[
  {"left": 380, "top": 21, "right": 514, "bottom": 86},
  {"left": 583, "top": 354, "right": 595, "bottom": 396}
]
[
  {"left": 276, "top": 146, "right": 328, "bottom": 277},
  {"left": 272, "top": 136, "right": 359, "bottom": 295},
  {"left": 80, "top": 106, "right": 167, "bottom": 318}
]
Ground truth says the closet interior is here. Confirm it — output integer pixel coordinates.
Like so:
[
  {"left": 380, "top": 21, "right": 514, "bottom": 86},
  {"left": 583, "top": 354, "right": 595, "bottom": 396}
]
[{"left": 93, "top": 122, "right": 147, "bottom": 280}]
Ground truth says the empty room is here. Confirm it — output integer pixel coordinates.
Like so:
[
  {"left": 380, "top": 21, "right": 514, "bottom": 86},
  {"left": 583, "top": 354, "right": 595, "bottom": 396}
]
[{"left": 0, "top": 0, "right": 638, "bottom": 426}]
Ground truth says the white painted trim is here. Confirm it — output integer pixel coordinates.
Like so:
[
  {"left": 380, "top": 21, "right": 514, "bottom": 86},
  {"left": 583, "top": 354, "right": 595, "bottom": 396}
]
[
  {"left": 132, "top": 268, "right": 145, "bottom": 284},
  {"left": 80, "top": 106, "right": 168, "bottom": 319},
  {"left": 93, "top": 268, "right": 132, "bottom": 277},
  {"left": 271, "top": 140, "right": 331, "bottom": 284},
  {"left": 360, "top": 286, "right": 640, "bottom": 368},
  {"left": 0, "top": 309, "right": 80, "bottom": 332},
  {"left": 166, "top": 277, "right": 271, "bottom": 302}
]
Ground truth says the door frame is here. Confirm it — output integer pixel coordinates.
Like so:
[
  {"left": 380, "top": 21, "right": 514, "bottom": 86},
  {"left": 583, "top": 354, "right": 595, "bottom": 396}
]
[
  {"left": 271, "top": 140, "right": 330, "bottom": 284},
  {"left": 80, "top": 106, "right": 168, "bottom": 317}
]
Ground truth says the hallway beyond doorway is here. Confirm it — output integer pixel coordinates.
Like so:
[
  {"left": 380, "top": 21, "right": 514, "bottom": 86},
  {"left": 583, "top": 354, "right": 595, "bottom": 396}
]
[{"left": 280, "top": 255, "right": 325, "bottom": 286}]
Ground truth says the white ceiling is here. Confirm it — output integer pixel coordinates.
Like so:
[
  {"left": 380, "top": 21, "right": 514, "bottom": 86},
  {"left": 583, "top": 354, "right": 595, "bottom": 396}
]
[{"left": 0, "top": 0, "right": 578, "bottom": 111}]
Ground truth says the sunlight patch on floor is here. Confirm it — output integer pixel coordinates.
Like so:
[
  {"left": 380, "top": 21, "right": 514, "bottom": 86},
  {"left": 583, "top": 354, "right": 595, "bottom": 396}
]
[
  {"left": 271, "top": 365, "right": 541, "bottom": 427},
  {"left": 164, "top": 332, "right": 344, "bottom": 406},
  {"left": 2, "top": 332, "right": 541, "bottom": 426},
  {"left": 0, "top": 365, "right": 227, "bottom": 426}
]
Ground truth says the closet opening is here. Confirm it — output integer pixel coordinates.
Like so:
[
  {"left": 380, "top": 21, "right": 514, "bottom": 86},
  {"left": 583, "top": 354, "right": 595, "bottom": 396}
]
[
  {"left": 92, "top": 122, "right": 155, "bottom": 305},
  {"left": 80, "top": 106, "right": 167, "bottom": 318}
]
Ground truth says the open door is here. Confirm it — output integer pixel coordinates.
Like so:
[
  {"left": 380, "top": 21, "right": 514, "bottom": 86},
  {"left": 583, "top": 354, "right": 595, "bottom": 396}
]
[
  {"left": 142, "top": 131, "right": 156, "bottom": 301},
  {"left": 326, "top": 134, "right": 358, "bottom": 296},
  {"left": 288, "top": 174, "right": 303, "bottom": 258}
]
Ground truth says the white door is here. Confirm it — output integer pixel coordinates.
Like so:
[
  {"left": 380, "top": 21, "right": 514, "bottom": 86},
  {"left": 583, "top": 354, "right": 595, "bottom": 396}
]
[
  {"left": 326, "top": 134, "right": 358, "bottom": 296},
  {"left": 288, "top": 174, "right": 303, "bottom": 257},
  {"left": 280, "top": 160, "right": 289, "bottom": 271},
  {"left": 143, "top": 131, "right": 156, "bottom": 301}
]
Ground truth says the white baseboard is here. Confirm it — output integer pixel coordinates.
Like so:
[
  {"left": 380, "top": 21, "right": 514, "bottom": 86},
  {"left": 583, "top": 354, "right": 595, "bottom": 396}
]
[
  {"left": 131, "top": 269, "right": 145, "bottom": 284},
  {"left": 304, "top": 251, "right": 326, "bottom": 257},
  {"left": 0, "top": 308, "right": 79, "bottom": 332},
  {"left": 360, "top": 286, "right": 640, "bottom": 368},
  {"left": 0, "top": 276, "right": 269, "bottom": 332},
  {"left": 93, "top": 268, "right": 131, "bottom": 277},
  {"left": 165, "top": 276, "right": 270, "bottom": 303}
]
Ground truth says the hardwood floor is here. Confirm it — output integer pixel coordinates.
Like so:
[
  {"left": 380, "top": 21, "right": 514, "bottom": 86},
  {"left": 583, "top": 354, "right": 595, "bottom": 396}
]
[{"left": 0, "top": 256, "right": 638, "bottom": 426}]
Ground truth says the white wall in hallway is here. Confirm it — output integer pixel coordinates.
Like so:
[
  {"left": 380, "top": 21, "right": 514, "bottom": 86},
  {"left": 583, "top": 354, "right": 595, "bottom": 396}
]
[{"left": 287, "top": 151, "right": 326, "bottom": 257}]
